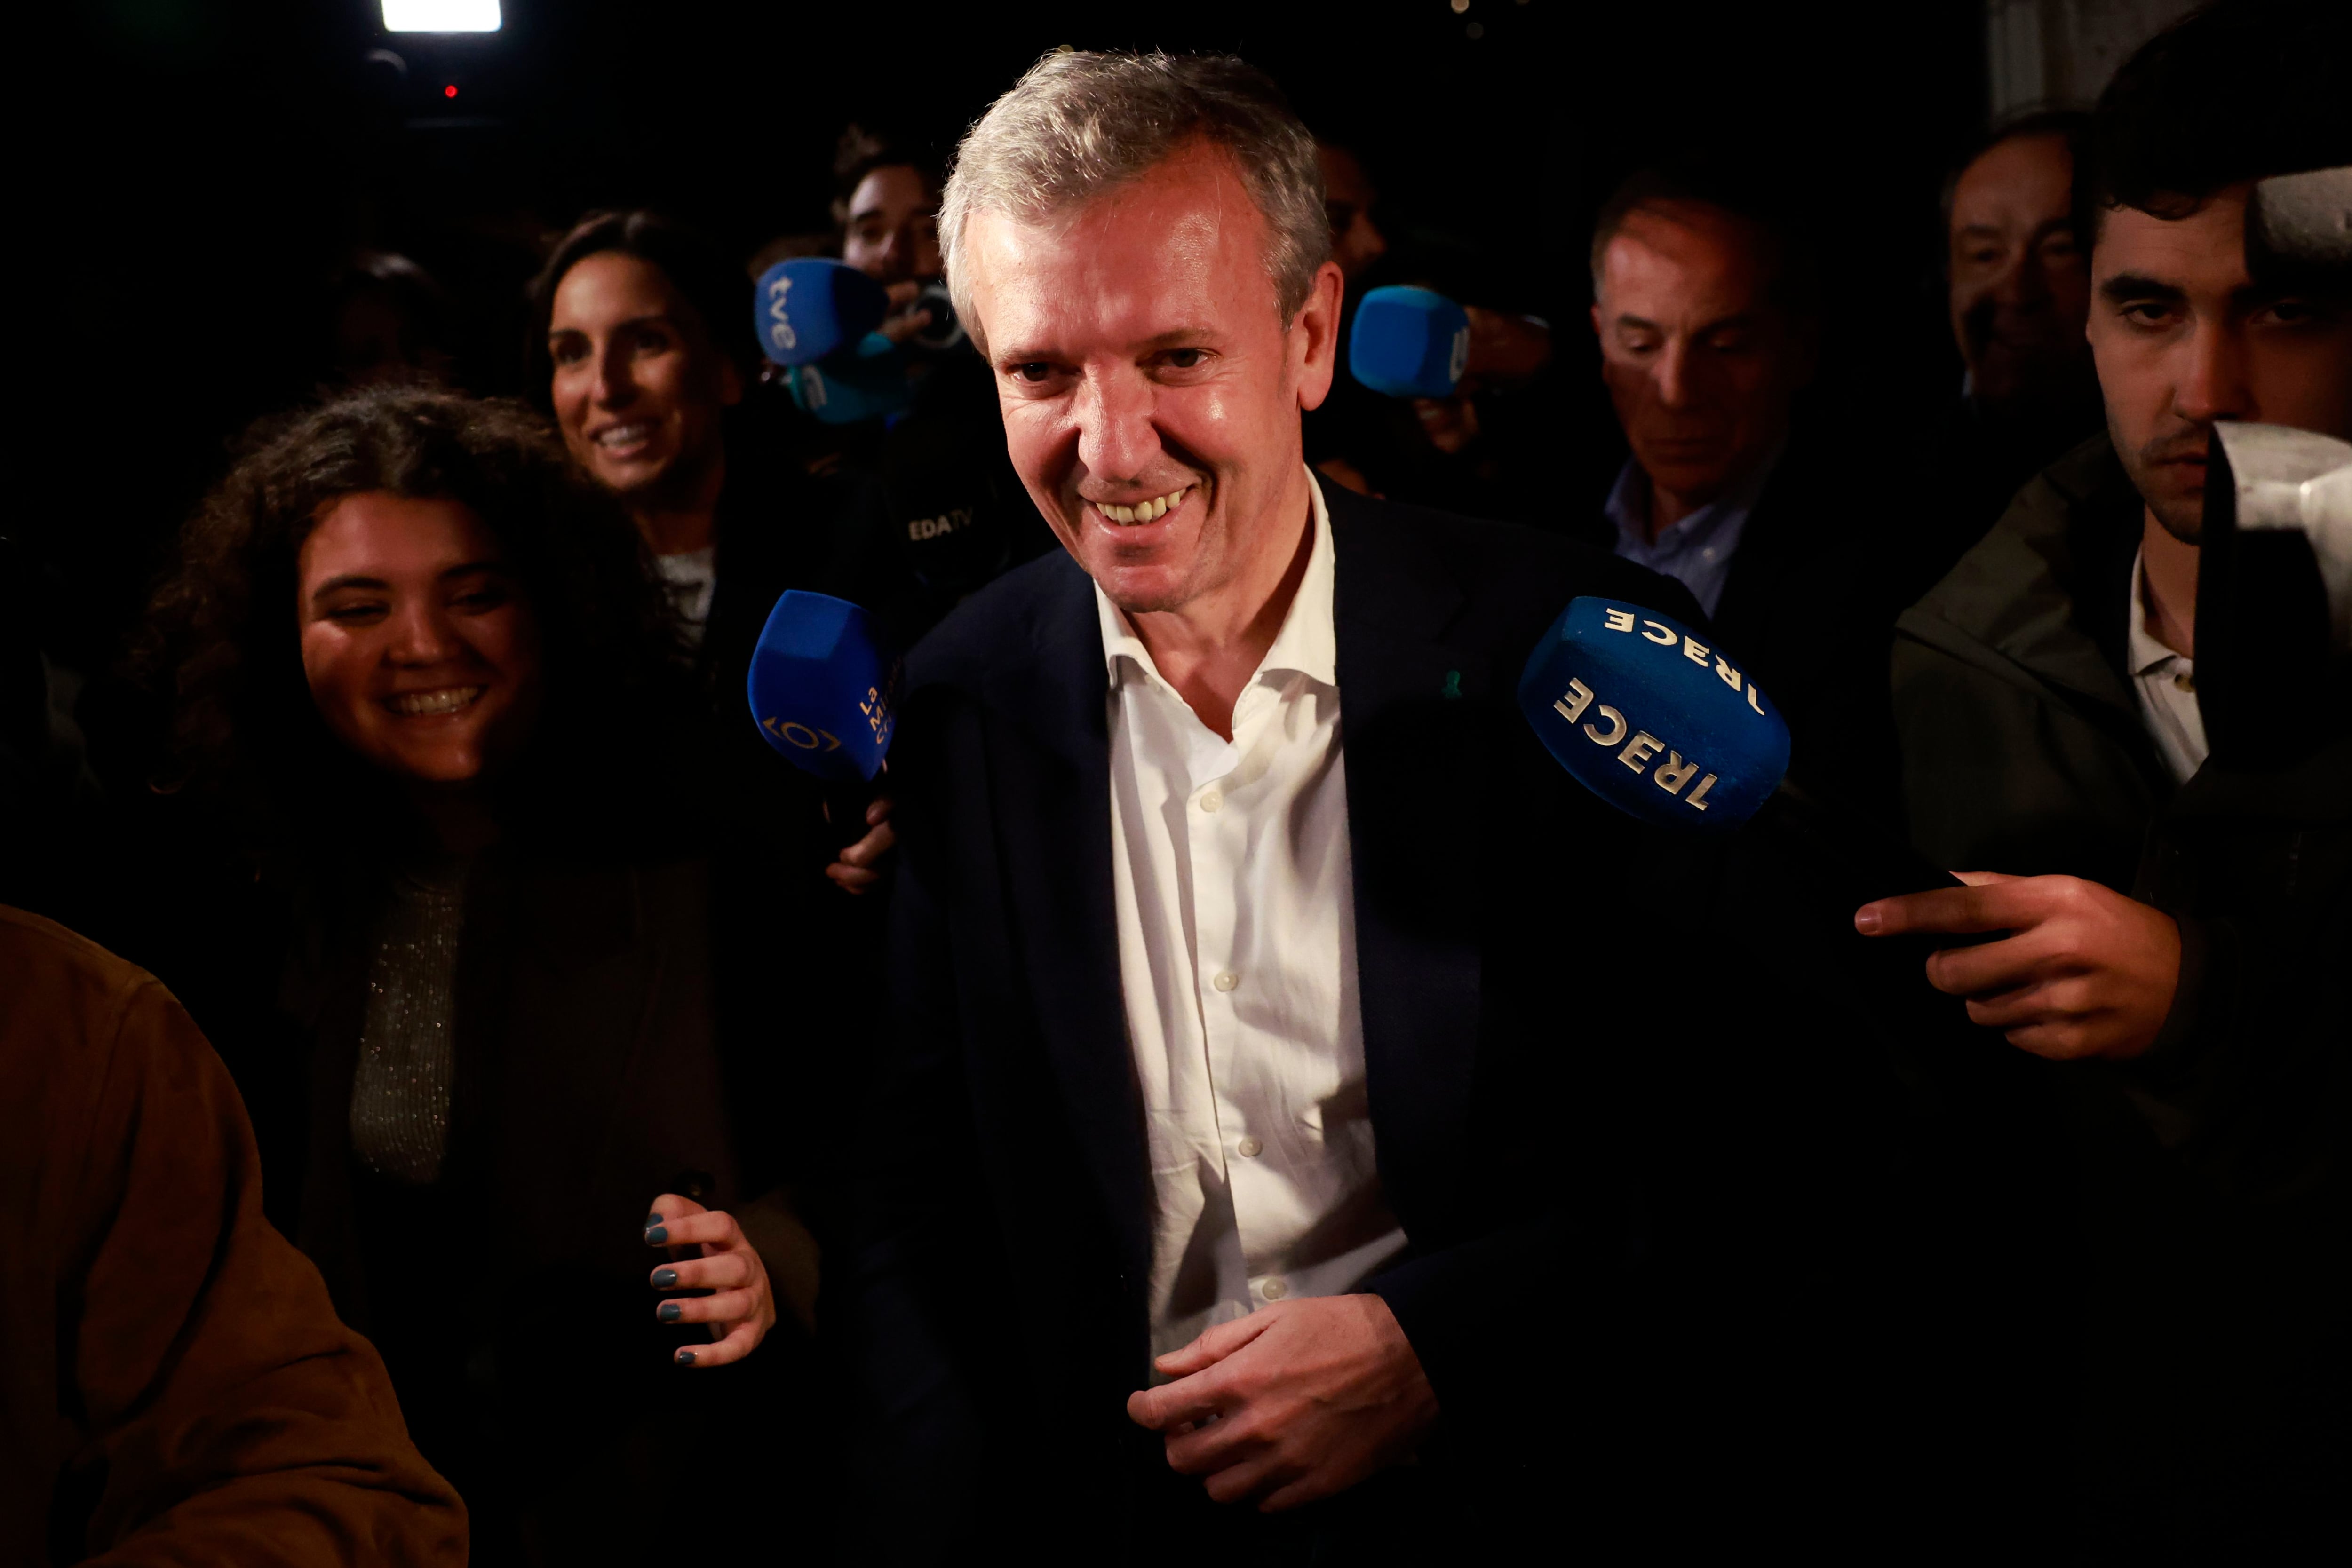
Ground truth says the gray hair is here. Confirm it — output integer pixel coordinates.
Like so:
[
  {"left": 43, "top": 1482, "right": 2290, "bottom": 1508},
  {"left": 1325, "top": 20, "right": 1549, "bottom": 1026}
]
[{"left": 939, "top": 49, "right": 1330, "bottom": 348}]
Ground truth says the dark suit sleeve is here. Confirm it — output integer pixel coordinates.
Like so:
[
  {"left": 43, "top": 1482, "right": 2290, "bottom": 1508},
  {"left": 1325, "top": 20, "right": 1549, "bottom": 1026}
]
[
  {"left": 1362, "top": 1221, "right": 1593, "bottom": 1460},
  {"left": 1340, "top": 531, "right": 1683, "bottom": 1480},
  {"left": 833, "top": 696, "right": 988, "bottom": 1549}
]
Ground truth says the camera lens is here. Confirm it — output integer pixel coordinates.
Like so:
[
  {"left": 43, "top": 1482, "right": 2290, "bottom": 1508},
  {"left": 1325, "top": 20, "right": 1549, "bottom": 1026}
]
[{"left": 910, "top": 282, "right": 966, "bottom": 354}]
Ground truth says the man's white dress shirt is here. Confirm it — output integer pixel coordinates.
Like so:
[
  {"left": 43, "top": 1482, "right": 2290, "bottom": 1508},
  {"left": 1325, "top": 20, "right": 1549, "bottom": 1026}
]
[
  {"left": 1097, "top": 471, "right": 1408, "bottom": 1360},
  {"left": 2127, "top": 546, "right": 2209, "bottom": 785}
]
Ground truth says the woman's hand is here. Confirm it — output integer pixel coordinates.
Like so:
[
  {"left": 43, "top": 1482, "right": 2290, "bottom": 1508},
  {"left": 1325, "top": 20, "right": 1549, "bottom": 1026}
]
[
  {"left": 643, "top": 1192, "right": 776, "bottom": 1367},
  {"left": 826, "top": 794, "right": 896, "bottom": 895}
]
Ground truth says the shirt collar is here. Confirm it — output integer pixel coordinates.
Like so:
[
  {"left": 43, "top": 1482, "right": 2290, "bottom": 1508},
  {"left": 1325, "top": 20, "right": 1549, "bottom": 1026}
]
[
  {"left": 2126, "top": 545, "right": 2190, "bottom": 677},
  {"left": 1603, "top": 440, "right": 1784, "bottom": 558},
  {"left": 1097, "top": 465, "right": 1338, "bottom": 690}
]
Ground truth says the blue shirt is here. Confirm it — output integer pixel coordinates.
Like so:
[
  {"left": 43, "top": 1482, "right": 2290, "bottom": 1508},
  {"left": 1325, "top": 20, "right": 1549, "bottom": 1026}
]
[{"left": 1603, "top": 445, "right": 1783, "bottom": 618}]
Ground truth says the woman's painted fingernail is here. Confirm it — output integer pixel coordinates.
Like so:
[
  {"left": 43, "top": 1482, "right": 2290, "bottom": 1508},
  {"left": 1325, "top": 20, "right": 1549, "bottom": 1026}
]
[
  {"left": 659, "top": 1301, "right": 683, "bottom": 1323},
  {"left": 645, "top": 1213, "right": 663, "bottom": 1225},
  {"left": 675, "top": 1349, "right": 697, "bottom": 1367},
  {"left": 652, "top": 1267, "right": 678, "bottom": 1289},
  {"left": 644, "top": 1225, "right": 669, "bottom": 1245}
]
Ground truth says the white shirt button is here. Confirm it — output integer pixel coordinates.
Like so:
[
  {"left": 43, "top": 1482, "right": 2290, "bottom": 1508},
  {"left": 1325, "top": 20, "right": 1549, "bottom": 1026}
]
[
  {"left": 1212, "top": 971, "right": 1238, "bottom": 992},
  {"left": 1199, "top": 788, "right": 1224, "bottom": 813},
  {"left": 1237, "top": 1135, "right": 1262, "bottom": 1157},
  {"left": 1260, "top": 1277, "right": 1288, "bottom": 1300}
]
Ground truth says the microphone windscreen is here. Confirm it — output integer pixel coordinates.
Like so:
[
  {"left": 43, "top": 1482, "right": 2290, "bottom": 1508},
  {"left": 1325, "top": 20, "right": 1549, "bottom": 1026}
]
[
  {"left": 1349, "top": 286, "right": 1470, "bottom": 399},
  {"left": 747, "top": 590, "right": 900, "bottom": 784},
  {"left": 785, "top": 333, "right": 912, "bottom": 426},
  {"left": 1517, "top": 597, "right": 1790, "bottom": 833},
  {"left": 755, "top": 258, "right": 891, "bottom": 367}
]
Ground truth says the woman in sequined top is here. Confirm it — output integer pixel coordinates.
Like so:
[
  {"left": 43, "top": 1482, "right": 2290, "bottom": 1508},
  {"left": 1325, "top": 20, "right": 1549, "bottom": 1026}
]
[{"left": 144, "top": 384, "right": 826, "bottom": 1563}]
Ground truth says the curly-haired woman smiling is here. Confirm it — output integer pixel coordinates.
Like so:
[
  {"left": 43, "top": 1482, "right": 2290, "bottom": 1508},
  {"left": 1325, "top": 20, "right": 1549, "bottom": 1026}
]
[{"left": 147, "top": 384, "right": 824, "bottom": 1562}]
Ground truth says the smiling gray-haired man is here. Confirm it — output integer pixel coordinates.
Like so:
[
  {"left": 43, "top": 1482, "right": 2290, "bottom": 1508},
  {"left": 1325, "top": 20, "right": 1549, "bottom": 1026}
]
[{"left": 835, "top": 47, "right": 1705, "bottom": 1558}]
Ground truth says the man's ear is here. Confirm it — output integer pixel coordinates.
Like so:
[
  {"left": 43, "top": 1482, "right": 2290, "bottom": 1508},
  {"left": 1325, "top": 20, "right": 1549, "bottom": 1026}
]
[
  {"left": 717, "top": 355, "right": 746, "bottom": 409},
  {"left": 1293, "top": 261, "right": 1346, "bottom": 413}
]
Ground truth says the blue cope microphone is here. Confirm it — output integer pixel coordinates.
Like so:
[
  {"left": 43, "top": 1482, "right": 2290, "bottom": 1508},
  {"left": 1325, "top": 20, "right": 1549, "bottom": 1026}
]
[
  {"left": 747, "top": 590, "right": 901, "bottom": 845},
  {"left": 1519, "top": 597, "right": 1963, "bottom": 902},
  {"left": 1349, "top": 285, "right": 1470, "bottom": 399}
]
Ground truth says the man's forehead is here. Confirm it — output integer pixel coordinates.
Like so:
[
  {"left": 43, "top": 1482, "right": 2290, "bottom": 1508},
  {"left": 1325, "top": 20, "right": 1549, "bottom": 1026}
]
[
  {"left": 2094, "top": 189, "right": 2250, "bottom": 285},
  {"left": 1954, "top": 135, "right": 2073, "bottom": 224},
  {"left": 853, "top": 165, "right": 937, "bottom": 217},
  {"left": 964, "top": 148, "right": 1278, "bottom": 348},
  {"left": 1602, "top": 204, "right": 1772, "bottom": 310}
]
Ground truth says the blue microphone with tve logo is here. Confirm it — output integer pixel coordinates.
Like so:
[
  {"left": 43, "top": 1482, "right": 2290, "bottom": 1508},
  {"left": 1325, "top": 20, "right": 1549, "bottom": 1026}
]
[
  {"left": 753, "top": 258, "right": 913, "bottom": 426},
  {"left": 1520, "top": 597, "right": 1963, "bottom": 901},
  {"left": 754, "top": 258, "right": 889, "bottom": 366},
  {"left": 748, "top": 590, "right": 900, "bottom": 845}
]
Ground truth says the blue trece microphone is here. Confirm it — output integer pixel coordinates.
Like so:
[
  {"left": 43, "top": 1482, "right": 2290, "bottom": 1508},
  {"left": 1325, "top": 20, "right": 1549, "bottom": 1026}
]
[
  {"left": 1349, "top": 285, "right": 1470, "bottom": 399},
  {"left": 748, "top": 590, "right": 901, "bottom": 844},
  {"left": 1520, "top": 597, "right": 1962, "bottom": 903}
]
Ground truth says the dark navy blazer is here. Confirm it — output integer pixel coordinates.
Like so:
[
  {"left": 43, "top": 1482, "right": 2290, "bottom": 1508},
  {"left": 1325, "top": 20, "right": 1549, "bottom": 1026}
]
[{"left": 839, "top": 483, "right": 1706, "bottom": 1546}]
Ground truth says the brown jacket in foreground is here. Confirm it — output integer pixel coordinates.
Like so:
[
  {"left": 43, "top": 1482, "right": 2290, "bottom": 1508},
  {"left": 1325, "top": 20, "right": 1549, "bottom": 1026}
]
[{"left": 0, "top": 905, "right": 465, "bottom": 1566}]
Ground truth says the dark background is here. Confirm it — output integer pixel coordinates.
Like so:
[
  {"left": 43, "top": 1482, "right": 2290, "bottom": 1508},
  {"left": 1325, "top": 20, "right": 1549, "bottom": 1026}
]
[{"left": 53, "top": 0, "right": 1986, "bottom": 657}]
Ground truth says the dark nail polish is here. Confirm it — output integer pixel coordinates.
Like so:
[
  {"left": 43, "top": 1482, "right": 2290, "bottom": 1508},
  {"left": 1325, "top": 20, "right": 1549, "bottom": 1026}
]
[
  {"left": 652, "top": 1267, "right": 678, "bottom": 1288},
  {"left": 676, "top": 1350, "right": 697, "bottom": 1366},
  {"left": 644, "top": 1225, "right": 668, "bottom": 1245},
  {"left": 659, "top": 1301, "right": 683, "bottom": 1323},
  {"left": 645, "top": 1213, "right": 663, "bottom": 1225}
]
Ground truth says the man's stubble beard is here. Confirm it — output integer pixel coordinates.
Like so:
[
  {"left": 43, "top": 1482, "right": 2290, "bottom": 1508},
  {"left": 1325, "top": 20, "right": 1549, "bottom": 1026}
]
[{"left": 2114, "top": 412, "right": 2209, "bottom": 546}]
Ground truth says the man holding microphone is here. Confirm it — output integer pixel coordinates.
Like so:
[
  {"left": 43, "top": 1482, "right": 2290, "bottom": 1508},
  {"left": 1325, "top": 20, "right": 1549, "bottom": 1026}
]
[{"left": 840, "top": 48, "right": 1699, "bottom": 1555}]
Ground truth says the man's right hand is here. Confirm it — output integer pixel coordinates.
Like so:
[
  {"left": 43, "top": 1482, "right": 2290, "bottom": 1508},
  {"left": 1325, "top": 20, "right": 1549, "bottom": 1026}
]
[{"left": 1855, "top": 871, "right": 2181, "bottom": 1061}]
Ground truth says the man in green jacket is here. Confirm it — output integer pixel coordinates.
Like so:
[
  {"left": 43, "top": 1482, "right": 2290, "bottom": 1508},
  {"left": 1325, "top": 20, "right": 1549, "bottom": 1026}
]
[
  {"left": 1893, "top": 431, "right": 2170, "bottom": 893},
  {"left": 1881, "top": 0, "right": 2349, "bottom": 1068},
  {"left": 1866, "top": 1, "right": 2348, "bottom": 1550}
]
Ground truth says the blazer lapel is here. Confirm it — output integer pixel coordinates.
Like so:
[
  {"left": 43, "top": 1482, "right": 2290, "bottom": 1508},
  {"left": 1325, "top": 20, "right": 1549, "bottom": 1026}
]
[
  {"left": 1326, "top": 487, "right": 1485, "bottom": 1226},
  {"left": 980, "top": 560, "right": 1153, "bottom": 1278}
]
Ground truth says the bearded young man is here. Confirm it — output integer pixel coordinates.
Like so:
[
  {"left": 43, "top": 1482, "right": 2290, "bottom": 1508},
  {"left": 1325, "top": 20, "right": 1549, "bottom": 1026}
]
[{"left": 834, "top": 49, "right": 1708, "bottom": 1557}]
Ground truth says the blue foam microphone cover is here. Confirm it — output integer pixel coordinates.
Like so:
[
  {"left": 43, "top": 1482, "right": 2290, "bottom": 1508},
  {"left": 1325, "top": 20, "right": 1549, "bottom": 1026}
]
[
  {"left": 747, "top": 590, "right": 900, "bottom": 784},
  {"left": 785, "top": 333, "right": 912, "bottom": 426},
  {"left": 1517, "top": 597, "right": 1789, "bottom": 834},
  {"left": 755, "top": 258, "right": 891, "bottom": 367},
  {"left": 1349, "top": 285, "right": 1471, "bottom": 399}
]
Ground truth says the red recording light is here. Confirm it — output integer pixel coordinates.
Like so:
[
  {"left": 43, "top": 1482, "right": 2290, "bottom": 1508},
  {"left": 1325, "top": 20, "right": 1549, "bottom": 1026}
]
[{"left": 443, "top": 84, "right": 458, "bottom": 98}]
